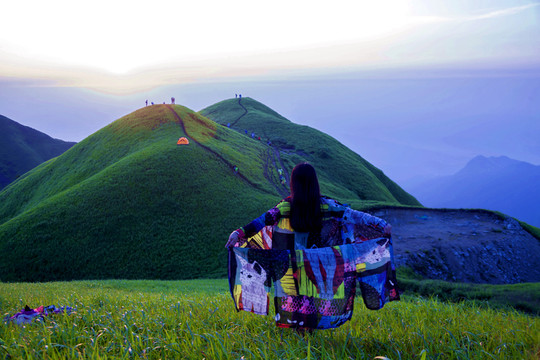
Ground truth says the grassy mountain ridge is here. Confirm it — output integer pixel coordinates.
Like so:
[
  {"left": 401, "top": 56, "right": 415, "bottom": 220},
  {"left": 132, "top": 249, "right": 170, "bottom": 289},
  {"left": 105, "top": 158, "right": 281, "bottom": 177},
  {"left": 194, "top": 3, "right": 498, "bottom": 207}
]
[
  {"left": 0, "top": 101, "right": 419, "bottom": 282},
  {"left": 0, "top": 105, "right": 277, "bottom": 281},
  {"left": 0, "top": 114, "right": 75, "bottom": 190},
  {"left": 200, "top": 98, "right": 420, "bottom": 208}
]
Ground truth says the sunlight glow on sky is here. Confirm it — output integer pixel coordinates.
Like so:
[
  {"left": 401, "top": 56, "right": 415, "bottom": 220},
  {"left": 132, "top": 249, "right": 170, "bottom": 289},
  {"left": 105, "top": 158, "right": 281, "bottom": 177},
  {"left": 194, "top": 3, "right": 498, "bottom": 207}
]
[
  {"left": 2, "top": 1, "right": 411, "bottom": 73},
  {"left": 1, "top": 0, "right": 539, "bottom": 92}
]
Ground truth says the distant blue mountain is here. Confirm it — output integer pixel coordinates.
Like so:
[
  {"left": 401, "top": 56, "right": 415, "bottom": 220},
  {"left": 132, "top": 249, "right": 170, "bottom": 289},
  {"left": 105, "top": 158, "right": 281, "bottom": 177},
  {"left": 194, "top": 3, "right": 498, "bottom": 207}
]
[
  {"left": 0, "top": 114, "right": 76, "bottom": 190},
  {"left": 408, "top": 155, "right": 540, "bottom": 227}
]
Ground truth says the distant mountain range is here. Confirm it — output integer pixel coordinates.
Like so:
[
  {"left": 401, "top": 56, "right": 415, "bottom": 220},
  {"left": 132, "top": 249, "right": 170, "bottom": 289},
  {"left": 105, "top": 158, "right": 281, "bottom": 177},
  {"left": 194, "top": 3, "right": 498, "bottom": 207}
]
[
  {"left": 0, "top": 114, "right": 75, "bottom": 190},
  {"left": 407, "top": 155, "right": 540, "bottom": 227},
  {"left": 0, "top": 99, "right": 420, "bottom": 282}
]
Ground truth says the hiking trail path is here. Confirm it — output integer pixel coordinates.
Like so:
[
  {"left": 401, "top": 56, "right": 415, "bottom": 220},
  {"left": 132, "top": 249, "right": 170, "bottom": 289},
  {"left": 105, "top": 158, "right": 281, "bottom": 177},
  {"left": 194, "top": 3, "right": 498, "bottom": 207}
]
[
  {"left": 229, "top": 98, "right": 248, "bottom": 128},
  {"left": 227, "top": 99, "right": 290, "bottom": 198},
  {"left": 166, "top": 105, "right": 273, "bottom": 195}
]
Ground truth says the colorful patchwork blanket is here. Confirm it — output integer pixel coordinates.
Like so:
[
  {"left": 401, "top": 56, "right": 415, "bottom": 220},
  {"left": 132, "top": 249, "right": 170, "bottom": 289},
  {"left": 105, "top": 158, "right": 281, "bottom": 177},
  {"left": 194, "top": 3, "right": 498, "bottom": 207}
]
[
  {"left": 228, "top": 207, "right": 400, "bottom": 330},
  {"left": 5, "top": 305, "right": 75, "bottom": 325}
]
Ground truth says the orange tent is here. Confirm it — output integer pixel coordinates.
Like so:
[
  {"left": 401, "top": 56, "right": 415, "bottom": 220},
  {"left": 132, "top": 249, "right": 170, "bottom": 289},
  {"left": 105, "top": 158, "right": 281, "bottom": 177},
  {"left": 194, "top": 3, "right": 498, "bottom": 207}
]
[{"left": 177, "top": 137, "right": 189, "bottom": 145}]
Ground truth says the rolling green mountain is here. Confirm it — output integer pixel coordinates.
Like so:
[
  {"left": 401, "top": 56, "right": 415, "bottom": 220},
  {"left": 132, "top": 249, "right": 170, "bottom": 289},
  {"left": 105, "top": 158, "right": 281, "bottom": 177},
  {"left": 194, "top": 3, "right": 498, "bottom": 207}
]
[
  {"left": 0, "top": 100, "right": 419, "bottom": 282},
  {"left": 0, "top": 114, "right": 75, "bottom": 190},
  {"left": 200, "top": 98, "right": 420, "bottom": 208}
]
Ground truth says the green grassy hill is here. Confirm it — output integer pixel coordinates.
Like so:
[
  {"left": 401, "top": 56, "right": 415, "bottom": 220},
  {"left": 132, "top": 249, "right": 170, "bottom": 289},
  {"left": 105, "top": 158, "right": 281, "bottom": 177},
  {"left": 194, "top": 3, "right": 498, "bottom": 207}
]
[
  {"left": 0, "top": 101, "right": 419, "bottom": 282},
  {"left": 200, "top": 97, "right": 420, "bottom": 208},
  {"left": 0, "top": 114, "right": 75, "bottom": 190}
]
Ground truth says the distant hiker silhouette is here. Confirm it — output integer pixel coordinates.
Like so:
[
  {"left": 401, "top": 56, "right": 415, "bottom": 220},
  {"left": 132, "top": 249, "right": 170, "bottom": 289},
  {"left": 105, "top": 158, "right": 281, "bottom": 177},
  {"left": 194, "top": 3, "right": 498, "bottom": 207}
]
[
  {"left": 145, "top": 100, "right": 148, "bottom": 106},
  {"left": 279, "top": 168, "right": 286, "bottom": 184},
  {"left": 235, "top": 94, "right": 238, "bottom": 98},
  {"left": 171, "top": 97, "right": 175, "bottom": 104}
]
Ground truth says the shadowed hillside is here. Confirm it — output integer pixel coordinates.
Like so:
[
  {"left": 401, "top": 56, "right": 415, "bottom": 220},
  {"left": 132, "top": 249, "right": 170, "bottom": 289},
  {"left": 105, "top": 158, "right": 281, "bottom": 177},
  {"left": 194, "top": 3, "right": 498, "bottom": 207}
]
[
  {"left": 0, "top": 102, "right": 419, "bottom": 282},
  {"left": 0, "top": 114, "right": 75, "bottom": 190}
]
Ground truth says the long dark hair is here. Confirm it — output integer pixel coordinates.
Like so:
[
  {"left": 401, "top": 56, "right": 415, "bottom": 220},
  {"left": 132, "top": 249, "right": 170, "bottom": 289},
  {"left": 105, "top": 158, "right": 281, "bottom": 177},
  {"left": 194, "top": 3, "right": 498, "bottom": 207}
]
[{"left": 289, "top": 163, "right": 322, "bottom": 232}]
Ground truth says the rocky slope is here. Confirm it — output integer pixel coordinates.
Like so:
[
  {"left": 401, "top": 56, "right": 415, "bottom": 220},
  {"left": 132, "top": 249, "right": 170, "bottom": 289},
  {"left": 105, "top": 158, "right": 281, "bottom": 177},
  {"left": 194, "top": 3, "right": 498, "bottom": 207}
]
[{"left": 372, "top": 207, "right": 540, "bottom": 284}]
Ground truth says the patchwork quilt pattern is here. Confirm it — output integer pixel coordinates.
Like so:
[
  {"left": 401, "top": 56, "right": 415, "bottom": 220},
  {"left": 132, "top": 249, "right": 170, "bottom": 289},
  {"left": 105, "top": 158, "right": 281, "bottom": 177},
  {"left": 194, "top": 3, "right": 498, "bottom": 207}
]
[{"left": 228, "top": 207, "right": 399, "bottom": 330}]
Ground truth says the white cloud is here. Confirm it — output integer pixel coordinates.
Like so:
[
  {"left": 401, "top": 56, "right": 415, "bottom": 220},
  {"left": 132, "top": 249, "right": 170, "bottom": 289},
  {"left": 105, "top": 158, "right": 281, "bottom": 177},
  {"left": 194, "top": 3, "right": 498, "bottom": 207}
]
[{"left": 409, "top": 3, "right": 540, "bottom": 24}]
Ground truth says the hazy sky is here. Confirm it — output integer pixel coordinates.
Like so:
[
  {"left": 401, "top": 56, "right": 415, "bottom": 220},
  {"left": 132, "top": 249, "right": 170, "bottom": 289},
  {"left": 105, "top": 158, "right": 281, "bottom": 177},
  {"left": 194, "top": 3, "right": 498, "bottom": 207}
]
[
  {"left": 2, "top": 0, "right": 539, "bottom": 92},
  {"left": 1, "top": 0, "right": 539, "bottom": 185}
]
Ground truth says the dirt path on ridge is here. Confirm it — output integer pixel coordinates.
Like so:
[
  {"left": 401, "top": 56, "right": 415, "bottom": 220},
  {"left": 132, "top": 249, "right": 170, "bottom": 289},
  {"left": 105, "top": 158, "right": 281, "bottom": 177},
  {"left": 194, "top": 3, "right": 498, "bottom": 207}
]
[
  {"left": 166, "top": 105, "right": 273, "bottom": 195},
  {"left": 272, "top": 147, "right": 289, "bottom": 189},
  {"left": 230, "top": 98, "right": 248, "bottom": 127}
]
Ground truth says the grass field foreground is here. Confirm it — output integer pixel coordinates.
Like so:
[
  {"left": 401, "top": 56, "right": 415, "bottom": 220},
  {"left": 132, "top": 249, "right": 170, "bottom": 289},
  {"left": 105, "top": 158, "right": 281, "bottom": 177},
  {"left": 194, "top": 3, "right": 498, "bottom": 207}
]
[{"left": 1, "top": 280, "right": 538, "bottom": 359}]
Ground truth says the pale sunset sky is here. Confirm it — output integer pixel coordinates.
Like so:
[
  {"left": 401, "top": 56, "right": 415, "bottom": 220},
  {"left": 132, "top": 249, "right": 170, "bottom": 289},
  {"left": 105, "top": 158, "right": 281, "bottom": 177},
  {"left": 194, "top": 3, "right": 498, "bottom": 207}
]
[
  {"left": 1, "top": 0, "right": 539, "bottom": 183},
  {"left": 2, "top": 0, "right": 538, "bottom": 91}
]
